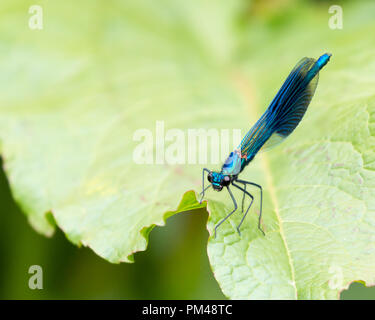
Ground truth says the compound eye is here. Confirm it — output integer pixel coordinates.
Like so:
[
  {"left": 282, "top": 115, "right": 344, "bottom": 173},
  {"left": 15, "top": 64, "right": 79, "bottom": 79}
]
[{"left": 207, "top": 173, "right": 212, "bottom": 183}]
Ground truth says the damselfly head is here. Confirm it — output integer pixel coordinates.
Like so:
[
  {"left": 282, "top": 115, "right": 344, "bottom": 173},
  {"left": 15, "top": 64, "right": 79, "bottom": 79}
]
[{"left": 208, "top": 171, "right": 231, "bottom": 191}]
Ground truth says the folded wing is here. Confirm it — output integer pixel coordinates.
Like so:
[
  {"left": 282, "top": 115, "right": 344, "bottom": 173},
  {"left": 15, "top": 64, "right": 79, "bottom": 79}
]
[{"left": 239, "top": 56, "right": 320, "bottom": 168}]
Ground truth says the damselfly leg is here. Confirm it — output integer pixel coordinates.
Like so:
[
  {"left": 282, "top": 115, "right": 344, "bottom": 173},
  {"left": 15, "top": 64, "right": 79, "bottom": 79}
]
[
  {"left": 214, "top": 186, "right": 237, "bottom": 238},
  {"left": 232, "top": 181, "right": 254, "bottom": 236},
  {"left": 199, "top": 168, "right": 211, "bottom": 203},
  {"left": 235, "top": 182, "right": 246, "bottom": 213},
  {"left": 236, "top": 179, "right": 264, "bottom": 235}
]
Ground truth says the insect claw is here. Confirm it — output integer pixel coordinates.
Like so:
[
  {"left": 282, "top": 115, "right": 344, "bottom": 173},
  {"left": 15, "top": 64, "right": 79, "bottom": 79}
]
[
  {"left": 258, "top": 223, "right": 265, "bottom": 236},
  {"left": 236, "top": 227, "right": 241, "bottom": 236}
]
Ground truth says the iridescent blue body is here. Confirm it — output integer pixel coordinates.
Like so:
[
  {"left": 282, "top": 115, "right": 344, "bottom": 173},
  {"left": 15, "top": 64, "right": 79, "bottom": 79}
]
[
  {"left": 210, "top": 172, "right": 229, "bottom": 190},
  {"left": 200, "top": 53, "right": 332, "bottom": 237}
]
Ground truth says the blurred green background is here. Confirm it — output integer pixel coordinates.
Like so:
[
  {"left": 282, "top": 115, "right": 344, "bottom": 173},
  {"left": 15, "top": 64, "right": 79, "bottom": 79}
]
[{"left": 1, "top": 0, "right": 375, "bottom": 299}]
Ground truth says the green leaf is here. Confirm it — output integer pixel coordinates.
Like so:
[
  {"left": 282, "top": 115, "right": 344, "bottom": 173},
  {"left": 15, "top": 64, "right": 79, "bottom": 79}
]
[{"left": 206, "top": 2, "right": 375, "bottom": 299}]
